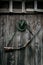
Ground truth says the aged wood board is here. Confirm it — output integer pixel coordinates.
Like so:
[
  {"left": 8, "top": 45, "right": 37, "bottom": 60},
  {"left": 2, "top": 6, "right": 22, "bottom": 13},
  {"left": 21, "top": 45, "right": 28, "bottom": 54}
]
[{"left": 0, "top": 14, "right": 43, "bottom": 65}]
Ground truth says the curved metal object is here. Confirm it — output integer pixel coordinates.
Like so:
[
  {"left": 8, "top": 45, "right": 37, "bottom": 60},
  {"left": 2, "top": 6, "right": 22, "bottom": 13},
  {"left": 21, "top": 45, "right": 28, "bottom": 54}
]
[{"left": 16, "top": 20, "right": 27, "bottom": 32}]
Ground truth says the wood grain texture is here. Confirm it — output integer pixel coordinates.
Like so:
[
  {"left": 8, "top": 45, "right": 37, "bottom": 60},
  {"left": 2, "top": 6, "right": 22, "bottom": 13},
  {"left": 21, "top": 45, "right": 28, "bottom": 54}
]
[{"left": 0, "top": 14, "right": 42, "bottom": 65}]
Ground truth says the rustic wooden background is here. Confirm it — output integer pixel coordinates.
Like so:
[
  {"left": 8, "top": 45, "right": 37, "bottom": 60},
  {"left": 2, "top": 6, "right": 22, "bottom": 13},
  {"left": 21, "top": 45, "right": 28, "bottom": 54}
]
[{"left": 0, "top": 14, "right": 43, "bottom": 65}]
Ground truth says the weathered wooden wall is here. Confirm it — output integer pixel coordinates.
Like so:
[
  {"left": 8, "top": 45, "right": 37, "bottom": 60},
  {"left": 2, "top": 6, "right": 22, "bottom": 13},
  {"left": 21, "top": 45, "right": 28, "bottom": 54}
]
[{"left": 0, "top": 14, "right": 43, "bottom": 65}]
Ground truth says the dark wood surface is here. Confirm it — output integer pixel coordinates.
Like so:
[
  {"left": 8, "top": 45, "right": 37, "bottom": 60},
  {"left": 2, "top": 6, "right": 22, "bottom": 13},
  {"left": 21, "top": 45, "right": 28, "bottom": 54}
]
[{"left": 0, "top": 14, "right": 43, "bottom": 65}]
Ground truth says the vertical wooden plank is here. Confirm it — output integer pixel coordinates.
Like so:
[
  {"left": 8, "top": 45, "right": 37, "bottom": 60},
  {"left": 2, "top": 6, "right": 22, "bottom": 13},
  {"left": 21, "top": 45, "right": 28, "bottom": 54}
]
[
  {"left": 0, "top": 15, "right": 7, "bottom": 65},
  {"left": 41, "top": 29, "right": 43, "bottom": 65},
  {"left": 0, "top": 16, "right": 2, "bottom": 65},
  {"left": 9, "top": 0, "right": 13, "bottom": 12},
  {"left": 34, "top": 0, "right": 37, "bottom": 11},
  {"left": 22, "top": 1, "right": 25, "bottom": 12},
  {"left": 17, "top": 49, "right": 25, "bottom": 65}
]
